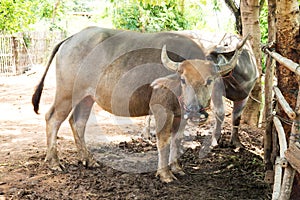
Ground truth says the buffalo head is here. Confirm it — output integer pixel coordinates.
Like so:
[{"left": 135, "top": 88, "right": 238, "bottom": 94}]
[{"left": 158, "top": 35, "right": 247, "bottom": 124}]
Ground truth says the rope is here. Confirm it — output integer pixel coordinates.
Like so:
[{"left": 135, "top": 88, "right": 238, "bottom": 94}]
[
  {"left": 249, "top": 94, "right": 262, "bottom": 104},
  {"left": 273, "top": 114, "right": 294, "bottom": 126}
]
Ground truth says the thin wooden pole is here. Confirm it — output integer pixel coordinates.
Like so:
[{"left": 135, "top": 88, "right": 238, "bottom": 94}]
[
  {"left": 265, "top": 48, "right": 300, "bottom": 76},
  {"left": 280, "top": 81, "right": 300, "bottom": 199},
  {"left": 272, "top": 157, "right": 282, "bottom": 200},
  {"left": 273, "top": 116, "right": 287, "bottom": 167},
  {"left": 279, "top": 166, "right": 296, "bottom": 200},
  {"left": 273, "top": 86, "right": 296, "bottom": 119},
  {"left": 286, "top": 142, "right": 300, "bottom": 171},
  {"left": 264, "top": 53, "right": 275, "bottom": 174}
]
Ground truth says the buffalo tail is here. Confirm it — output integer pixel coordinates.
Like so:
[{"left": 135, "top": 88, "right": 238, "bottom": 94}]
[{"left": 32, "top": 37, "right": 71, "bottom": 114}]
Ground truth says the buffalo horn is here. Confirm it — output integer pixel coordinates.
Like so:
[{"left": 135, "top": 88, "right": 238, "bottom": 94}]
[
  {"left": 161, "top": 45, "right": 181, "bottom": 71},
  {"left": 217, "top": 34, "right": 250, "bottom": 75}
]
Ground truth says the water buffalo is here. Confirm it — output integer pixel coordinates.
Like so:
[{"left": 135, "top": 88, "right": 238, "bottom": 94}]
[
  {"left": 32, "top": 27, "right": 246, "bottom": 182},
  {"left": 206, "top": 34, "right": 258, "bottom": 148},
  {"left": 143, "top": 32, "right": 258, "bottom": 150}
]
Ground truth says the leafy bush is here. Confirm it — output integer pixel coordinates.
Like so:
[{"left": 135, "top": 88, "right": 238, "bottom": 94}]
[
  {"left": 0, "top": 0, "right": 37, "bottom": 33},
  {"left": 259, "top": 4, "right": 268, "bottom": 45},
  {"left": 0, "top": 0, "right": 68, "bottom": 33},
  {"left": 112, "top": 1, "right": 189, "bottom": 32}
]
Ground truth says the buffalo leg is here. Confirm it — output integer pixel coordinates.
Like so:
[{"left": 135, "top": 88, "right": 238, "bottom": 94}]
[
  {"left": 141, "top": 115, "right": 151, "bottom": 140},
  {"left": 151, "top": 104, "right": 176, "bottom": 183},
  {"left": 230, "top": 98, "right": 248, "bottom": 147},
  {"left": 169, "top": 116, "right": 186, "bottom": 175},
  {"left": 45, "top": 98, "right": 72, "bottom": 170},
  {"left": 211, "top": 79, "right": 225, "bottom": 147},
  {"left": 69, "top": 96, "right": 98, "bottom": 167}
]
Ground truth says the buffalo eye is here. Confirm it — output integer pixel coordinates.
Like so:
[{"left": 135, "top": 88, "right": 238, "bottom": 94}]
[
  {"left": 180, "top": 78, "right": 186, "bottom": 84},
  {"left": 206, "top": 78, "right": 213, "bottom": 86}
]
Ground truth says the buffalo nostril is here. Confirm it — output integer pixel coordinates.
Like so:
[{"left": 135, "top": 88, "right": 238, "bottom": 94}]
[
  {"left": 200, "top": 114, "right": 206, "bottom": 119},
  {"left": 187, "top": 105, "right": 200, "bottom": 112},
  {"left": 184, "top": 114, "right": 189, "bottom": 120}
]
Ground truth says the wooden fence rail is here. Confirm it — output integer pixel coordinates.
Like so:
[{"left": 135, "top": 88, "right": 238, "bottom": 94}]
[
  {"left": 0, "top": 31, "right": 65, "bottom": 76},
  {"left": 263, "top": 45, "right": 300, "bottom": 200}
]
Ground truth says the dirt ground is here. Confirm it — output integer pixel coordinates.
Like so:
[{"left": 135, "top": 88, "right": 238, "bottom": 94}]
[{"left": 0, "top": 66, "right": 272, "bottom": 199}]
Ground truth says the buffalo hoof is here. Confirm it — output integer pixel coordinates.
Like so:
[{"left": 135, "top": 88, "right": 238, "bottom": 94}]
[
  {"left": 211, "top": 138, "right": 219, "bottom": 147},
  {"left": 156, "top": 168, "right": 177, "bottom": 183},
  {"left": 230, "top": 140, "right": 244, "bottom": 149},
  {"left": 170, "top": 162, "right": 185, "bottom": 176},
  {"left": 45, "top": 157, "right": 64, "bottom": 171},
  {"left": 80, "top": 155, "right": 100, "bottom": 168},
  {"left": 141, "top": 127, "right": 151, "bottom": 140}
]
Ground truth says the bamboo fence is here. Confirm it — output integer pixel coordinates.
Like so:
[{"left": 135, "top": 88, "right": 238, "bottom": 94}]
[{"left": 0, "top": 31, "right": 64, "bottom": 76}]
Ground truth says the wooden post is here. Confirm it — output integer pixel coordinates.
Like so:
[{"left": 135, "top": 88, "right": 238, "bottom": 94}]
[
  {"left": 286, "top": 84, "right": 300, "bottom": 172},
  {"left": 11, "top": 36, "right": 18, "bottom": 75},
  {"left": 279, "top": 166, "right": 296, "bottom": 200},
  {"left": 273, "top": 116, "right": 288, "bottom": 161},
  {"left": 286, "top": 142, "right": 300, "bottom": 172},
  {"left": 264, "top": 53, "right": 275, "bottom": 182},
  {"left": 280, "top": 81, "right": 300, "bottom": 199},
  {"left": 264, "top": 0, "right": 276, "bottom": 179},
  {"left": 272, "top": 157, "right": 282, "bottom": 200}
]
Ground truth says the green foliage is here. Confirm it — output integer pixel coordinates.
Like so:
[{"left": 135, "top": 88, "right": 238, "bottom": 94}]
[
  {"left": 259, "top": 3, "right": 268, "bottom": 72},
  {"left": 112, "top": 1, "right": 190, "bottom": 32},
  {"left": 67, "top": 0, "right": 95, "bottom": 13},
  {"left": 113, "top": 4, "right": 141, "bottom": 31},
  {"left": 0, "top": 0, "right": 37, "bottom": 33},
  {"left": 183, "top": 3, "right": 206, "bottom": 30},
  {"left": 0, "top": 0, "right": 67, "bottom": 33},
  {"left": 212, "top": 0, "right": 221, "bottom": 12},
  {"left": 259, "top": 4, "right": 268, "bottom": 44},
  {"left": 37, "top": 0, "right": 67, "bottom": 31}
]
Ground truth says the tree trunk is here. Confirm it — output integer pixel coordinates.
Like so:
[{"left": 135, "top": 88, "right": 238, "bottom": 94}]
[
  {"left": 240, "top": 0, "right": 262, "bottom": 126},
  {"left": 52, "top": 0, "right": 61, "bottom": 25},
  {"left": 224, "top": 0, "right": 242, "bottom": 34},
  {"left": 275, "top": 0, "right": 300, "bottom": 199}
]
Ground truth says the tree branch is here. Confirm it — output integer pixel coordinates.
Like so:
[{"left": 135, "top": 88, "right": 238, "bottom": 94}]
[
  {"left": 224, "top": 0, "right": 239, "bottom": 15},
  {"left": 223, "top": 0, "right": 242, "bottom": 34}
]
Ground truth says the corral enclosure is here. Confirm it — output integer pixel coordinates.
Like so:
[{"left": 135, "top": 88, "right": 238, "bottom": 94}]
[
  {"left": 0, "top": 67, "right": 272, "bottom": 199},
  {"left": 0, "top": 31, "right": 64, "bottom": 76},
  {"left": 0, "top": 0, "right": 299, "bottom": 198},
  {"left": 0, "top": 30, "right": 274, "bottom": 199}
]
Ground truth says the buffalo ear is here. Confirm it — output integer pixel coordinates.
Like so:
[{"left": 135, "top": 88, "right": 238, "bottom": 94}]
[
  {"left": 151, "top": 74, "right": 180, "bottom": 90},
  {"left": 205, "top": 44, "right": 218, "bottom": 57},
  {"left": 150, "top": 77, "right": 170, "bottom": 89}
]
